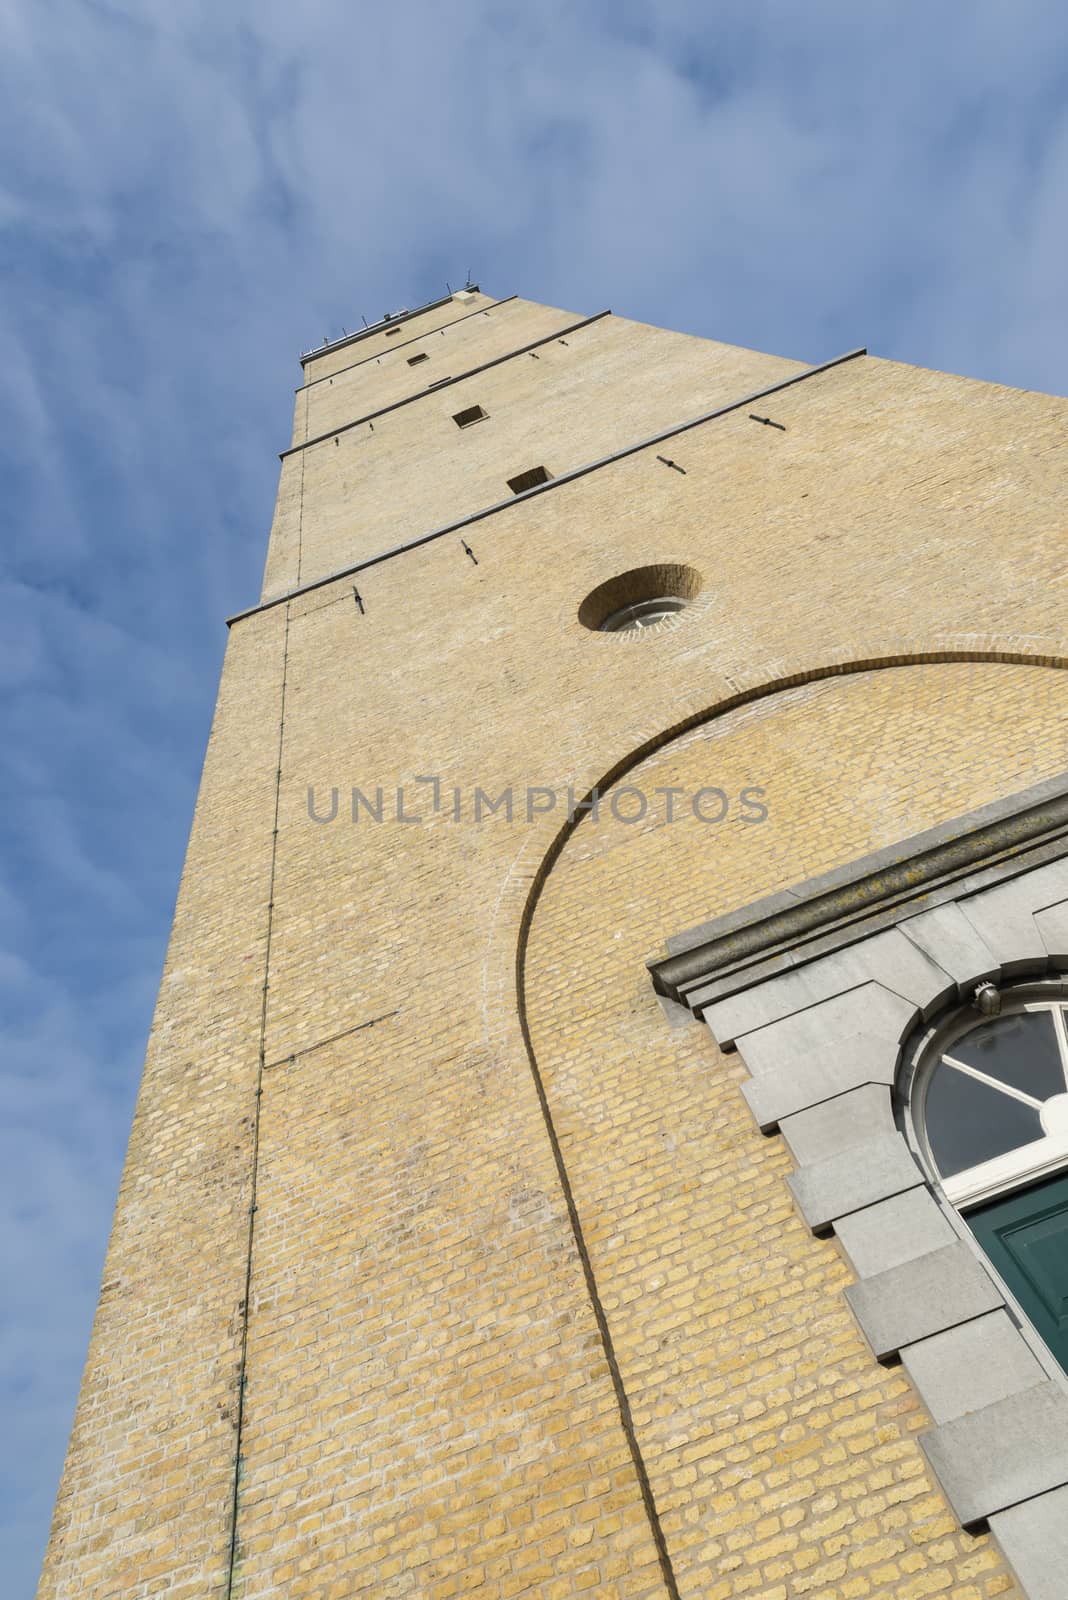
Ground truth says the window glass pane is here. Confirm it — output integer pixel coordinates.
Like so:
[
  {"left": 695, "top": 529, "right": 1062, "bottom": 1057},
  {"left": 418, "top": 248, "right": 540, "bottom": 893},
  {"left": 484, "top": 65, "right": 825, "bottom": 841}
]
[
  {"left": 600, "top": 597, "right": 685, "bottom": 632},
  {"left": 924, "top": 1062, "right": 1044, "bottom": 1177},
  {"left": 951, "top": 1010, "right": 1065, "bottom": 1101}
]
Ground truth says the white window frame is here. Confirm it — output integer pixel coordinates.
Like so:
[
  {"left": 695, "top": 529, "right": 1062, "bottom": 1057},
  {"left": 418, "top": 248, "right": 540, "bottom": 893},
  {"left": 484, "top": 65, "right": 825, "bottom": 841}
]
[{"left": 908, "top": 994, "right": 1068, "bottom": 1209}]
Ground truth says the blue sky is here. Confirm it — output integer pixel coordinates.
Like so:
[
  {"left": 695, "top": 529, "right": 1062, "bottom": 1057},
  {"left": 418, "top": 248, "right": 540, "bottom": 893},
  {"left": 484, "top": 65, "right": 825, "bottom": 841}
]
[{"left": 3, "top": 1, "right": 1068, "bottom": 1590}]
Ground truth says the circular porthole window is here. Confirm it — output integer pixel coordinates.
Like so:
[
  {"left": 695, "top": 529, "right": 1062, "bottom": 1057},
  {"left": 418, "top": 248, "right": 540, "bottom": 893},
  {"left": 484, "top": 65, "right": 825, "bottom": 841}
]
[
  {"left": 578, "top": 564, "right": 702, "bottom": 634},
  {"left": 599, "top": 597, "right": 686, "bottom": 632}
]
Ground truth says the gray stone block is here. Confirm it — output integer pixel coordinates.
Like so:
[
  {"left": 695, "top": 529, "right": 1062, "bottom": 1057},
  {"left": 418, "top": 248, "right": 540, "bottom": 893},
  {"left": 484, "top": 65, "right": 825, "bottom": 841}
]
[
  {"left": 1013, "top": 855, "right": 1068, "bottom": 903},
  {"left": 684, "top": 957, "right": 799, "bottom": 1019},
  {"left": 740, "top": 1031, "right": 899, "bottom": 1132},
  {"left": 1034, "top": 899, "right": 1068, "bottom": 966},
  {"left": 958, "top": 851, "right": 1068, "bottom": 908},
  {"left": 958, "top": 878, "right": 1051, "bottom": 972},
  {"left": 703, "top": 929, "right": 955, "bottom": 1048},
  {"left": 901, "top": 1310, "right": 1046, "bottom": 1424},
  {"left": 845, "top": 1241, "right": 1003, "bottom": 1361},
  {"left": 899, "top": 901, "right": 1000, "bottom": 987},
  {"left": 732, "top": 982, "right": 918, "bottom": 1079},
  {"left": 780, "top": 1084, "right": 895, "bottom": 1167},
  {"left": 655, "top": 991, "right": 699, "bottom": 1031},
  {"left": 787, "top": 1133, "right": 922, "bottom": 1232},
  {"left": 921, "top": 1381, "right": 1068, "bottom": 1530},
  {"left": 990, "top": 1482, "right": 1068, "bottom": 1600},
  {"left": 835, "top": 1187, "right": 958, "bottom": 1279}
]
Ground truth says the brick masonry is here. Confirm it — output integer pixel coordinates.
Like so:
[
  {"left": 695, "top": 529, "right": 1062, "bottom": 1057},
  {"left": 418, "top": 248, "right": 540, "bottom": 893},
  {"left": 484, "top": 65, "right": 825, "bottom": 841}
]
[{"left": 37, "top": 291, "right": 1068, "bottom": 1598}]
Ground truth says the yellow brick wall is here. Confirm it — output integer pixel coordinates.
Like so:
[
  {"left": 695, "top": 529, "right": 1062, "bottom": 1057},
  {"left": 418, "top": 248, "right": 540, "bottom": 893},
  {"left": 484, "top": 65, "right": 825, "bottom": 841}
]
[
  {"left": 39, "top": 296, "right": 1068, "bottom": 1598},
  {"left": 299, "top": 292, "right": 498, "bottom": 385},
  {"left": 38, "top": 609, "right": 288, "bottom": 1600},
  {"left": 293, "top": 297, "right": 575, "bottom": 446},
  {"left": 261, "top": 309, "right": 803, "bottom": 601},
  {"left": 522, "top": 663, "right": 1068, "bottom": 1600}
]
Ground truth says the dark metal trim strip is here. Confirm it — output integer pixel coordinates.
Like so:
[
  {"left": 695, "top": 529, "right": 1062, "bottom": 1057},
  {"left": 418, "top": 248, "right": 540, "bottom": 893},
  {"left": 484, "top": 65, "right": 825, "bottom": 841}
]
[
  {"left": 281, "top": 309, "right": 610, "bottom": 459},
  {"left": 300, "top": 289, "right": 466, "bottom": 365},
  {"left": 227, "top": 345, "right": 866, "bottom": 627},
  {"left": 296, "top": 296, "right": 519, "bottom": 394}
]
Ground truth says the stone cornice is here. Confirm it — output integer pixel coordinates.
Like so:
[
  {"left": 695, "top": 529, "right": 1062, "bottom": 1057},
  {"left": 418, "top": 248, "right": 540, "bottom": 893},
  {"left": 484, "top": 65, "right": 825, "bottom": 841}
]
[{"left": 651, "top": 770, "right": 1068, "bottom": 1016}]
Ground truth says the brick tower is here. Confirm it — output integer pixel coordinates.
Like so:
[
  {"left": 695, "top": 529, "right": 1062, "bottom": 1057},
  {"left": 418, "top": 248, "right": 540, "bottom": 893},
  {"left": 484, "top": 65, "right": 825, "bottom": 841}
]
[{"left": 38, "top": 290, "right": 1068, "bottom": 1599}]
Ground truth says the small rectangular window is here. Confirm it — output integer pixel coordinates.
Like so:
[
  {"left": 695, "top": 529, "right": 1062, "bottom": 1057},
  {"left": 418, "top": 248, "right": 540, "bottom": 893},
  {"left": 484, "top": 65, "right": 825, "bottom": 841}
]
[
  {"left": 407, "top": 352, "right": 429, "bottom": 366},
  {"left": 385, "top": 327, "right": 401, "bottom": 336},
  {"left": 453, "top": 405, "right": 488, "bottom": 428},
  {"left": 507, "top": 465, "right": 553, "bottom": 495}
]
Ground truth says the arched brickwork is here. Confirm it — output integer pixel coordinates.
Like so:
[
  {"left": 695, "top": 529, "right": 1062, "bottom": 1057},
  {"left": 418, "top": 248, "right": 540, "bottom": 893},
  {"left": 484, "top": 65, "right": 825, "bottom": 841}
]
[{"left": 483, "top": 644, "right": 1068, "bottom": 1600}]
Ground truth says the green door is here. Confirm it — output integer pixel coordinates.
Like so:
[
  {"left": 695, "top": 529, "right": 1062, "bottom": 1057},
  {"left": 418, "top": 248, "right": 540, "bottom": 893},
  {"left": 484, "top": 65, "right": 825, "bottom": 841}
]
[{"left": 968, "top": 1170, "right": 1068, "bottom": 1377}]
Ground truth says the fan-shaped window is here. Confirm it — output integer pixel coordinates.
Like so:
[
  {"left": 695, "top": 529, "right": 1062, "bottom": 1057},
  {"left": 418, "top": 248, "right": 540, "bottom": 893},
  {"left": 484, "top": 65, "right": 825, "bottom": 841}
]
[
  {"left": 915, "top": 995, "right": 1068, "bottom": 1376},
  {"left": 918, "top": 1000, "right": 1068, "bottom": 1205}
]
